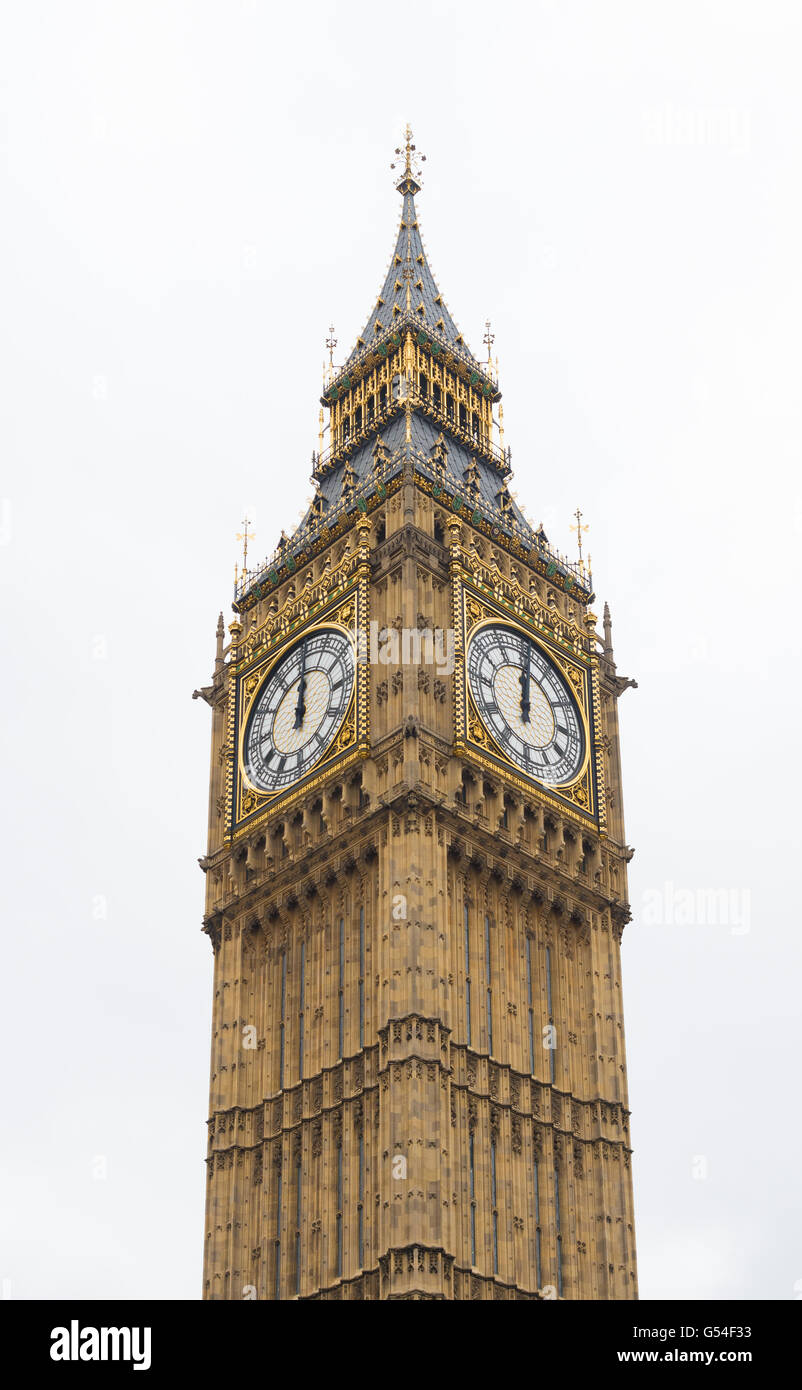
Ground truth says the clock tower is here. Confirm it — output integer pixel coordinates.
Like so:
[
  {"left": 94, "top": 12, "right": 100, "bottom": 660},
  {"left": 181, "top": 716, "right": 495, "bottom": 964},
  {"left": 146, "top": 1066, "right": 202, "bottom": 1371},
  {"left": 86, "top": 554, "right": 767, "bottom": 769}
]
[{"left": 197, "top": 130, "right": 638, "bottom": 1300}]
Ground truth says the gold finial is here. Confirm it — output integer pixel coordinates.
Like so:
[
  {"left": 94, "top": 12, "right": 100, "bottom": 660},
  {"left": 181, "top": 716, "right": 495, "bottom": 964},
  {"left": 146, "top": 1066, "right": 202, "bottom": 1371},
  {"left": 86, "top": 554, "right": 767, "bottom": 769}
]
[
  {"left": 570, "top": 506, "right": 589, "bottom": 565},
  {"left": 391, "top": 123, "right": 426, "bottom": 192},
  {"left": 483, "top": 319, "right": 495, "bottom": 366},
  {"left": 498, "top": 401, "right": 505, "bottom": 451},
  {"left": 325, "top": 323, "right": 337, "bottom": 381},
  {"left": 236, "top": 516, "right": 254, "bottom": 578}
]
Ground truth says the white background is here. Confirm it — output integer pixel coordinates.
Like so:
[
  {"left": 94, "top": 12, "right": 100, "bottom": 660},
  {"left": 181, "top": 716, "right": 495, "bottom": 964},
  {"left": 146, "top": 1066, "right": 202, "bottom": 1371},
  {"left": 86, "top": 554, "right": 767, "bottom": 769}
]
[{"left": 1, "top": 0, "right": 800, "bottom": 1300}]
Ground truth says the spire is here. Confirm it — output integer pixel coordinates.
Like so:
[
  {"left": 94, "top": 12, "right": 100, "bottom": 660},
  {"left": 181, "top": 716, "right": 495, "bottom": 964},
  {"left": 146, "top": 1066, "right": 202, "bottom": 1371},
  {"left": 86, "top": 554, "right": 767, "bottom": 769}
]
[
  {"left": 215, "top": 612, "right": 225, "bottom": 667},
  {"left": 233, "top": 132, "right": 601, "bottom": 614},
  {"left": 343, "top": 125, "right": 481, "bottom": 372},
  {"left": 603, "top": 601, "right": 614, "bottom": 659}
]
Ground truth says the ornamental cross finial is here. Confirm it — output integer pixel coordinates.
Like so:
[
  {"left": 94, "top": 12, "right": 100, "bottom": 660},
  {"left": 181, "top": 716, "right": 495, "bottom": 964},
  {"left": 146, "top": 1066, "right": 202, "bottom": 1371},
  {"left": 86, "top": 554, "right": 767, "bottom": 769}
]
[
  {"left": 483, "top": 319, "right": 495, "bottom": 364},
  {"left": 391, "top": 123, "right": 426, "bottom": 191},
  {"left": 325, "top": 324, "right": 337, "bottom": 369},
  {"left": 236, "top": 516, "right": 254, "bottom": 576},
  {"left": 570, "top": 506, "right": 589, "bottom": 565}
]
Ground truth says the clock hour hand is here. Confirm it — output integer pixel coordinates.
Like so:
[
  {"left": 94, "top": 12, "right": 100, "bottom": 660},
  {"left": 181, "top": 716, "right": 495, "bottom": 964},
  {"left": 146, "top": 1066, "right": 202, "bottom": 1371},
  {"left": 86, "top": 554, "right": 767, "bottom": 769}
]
[
  {"left": 519, "top": 655, "right": 531, "bottom": 723},
  {"left": 294, "top": 649, "right": 307, "bottom": 729}
]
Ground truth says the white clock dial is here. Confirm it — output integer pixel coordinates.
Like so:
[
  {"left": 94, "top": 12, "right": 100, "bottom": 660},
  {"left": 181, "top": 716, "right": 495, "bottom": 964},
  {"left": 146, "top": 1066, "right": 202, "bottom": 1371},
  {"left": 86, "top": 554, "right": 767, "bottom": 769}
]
[
  {"left": 467, "top": 624, "right": 585, "bottom": 785},
  {"left": 243, "top": 629, "right": 354, "bottom": 794}
]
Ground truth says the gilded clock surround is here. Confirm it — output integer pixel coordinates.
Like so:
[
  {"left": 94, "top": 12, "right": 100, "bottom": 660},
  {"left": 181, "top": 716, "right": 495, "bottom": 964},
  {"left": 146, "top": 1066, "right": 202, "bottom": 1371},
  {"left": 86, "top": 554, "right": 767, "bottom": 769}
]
[
  {"left": 226, "top": 510, "right": 373, "bottom": 834},
  {"left": 458, "top": 599, "right": 599, "bottom": 823},
  {"left": 197, "top": 133, "right": 638, "bottom": 1301},
  {"left": 238, "top": 617, "right": 358, "bottom": 783}
]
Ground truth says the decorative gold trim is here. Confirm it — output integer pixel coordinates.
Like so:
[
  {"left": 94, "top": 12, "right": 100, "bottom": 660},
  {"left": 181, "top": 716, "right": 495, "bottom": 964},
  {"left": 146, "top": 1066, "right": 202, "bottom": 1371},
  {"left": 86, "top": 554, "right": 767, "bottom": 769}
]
[
  {"left": 590, "top": 655, "right": 608, "bottom": 834},
  {"left": 237, "top": 556, "right": 359, "bottom": 664},
  {"left": 462, "top": 574, "right": 587, "bottom": 659}
]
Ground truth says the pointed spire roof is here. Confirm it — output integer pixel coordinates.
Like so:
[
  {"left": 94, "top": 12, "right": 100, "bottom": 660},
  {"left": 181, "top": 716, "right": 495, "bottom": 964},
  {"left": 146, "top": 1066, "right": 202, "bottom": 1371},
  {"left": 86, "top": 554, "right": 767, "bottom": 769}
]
[
  {"left": 342, "top": 127, "right": 481, "bottom": 374},
  {"left": 233, "top": 130, "right": 596, "bottom": 614}
]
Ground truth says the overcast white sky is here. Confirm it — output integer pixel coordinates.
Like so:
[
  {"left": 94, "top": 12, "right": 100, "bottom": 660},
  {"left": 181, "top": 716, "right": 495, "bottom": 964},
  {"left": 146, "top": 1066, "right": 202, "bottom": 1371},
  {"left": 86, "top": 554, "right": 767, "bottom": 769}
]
[{"left": 2, "top": 0, "right": 800, "bottom": 1300}]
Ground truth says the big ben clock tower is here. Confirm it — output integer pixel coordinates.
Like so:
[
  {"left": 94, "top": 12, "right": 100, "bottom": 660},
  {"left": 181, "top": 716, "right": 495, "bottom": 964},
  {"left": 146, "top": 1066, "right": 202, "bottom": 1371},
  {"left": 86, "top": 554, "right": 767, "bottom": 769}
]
[{"left": 197, "top": 129, "right": 638, "bottom": 1300}]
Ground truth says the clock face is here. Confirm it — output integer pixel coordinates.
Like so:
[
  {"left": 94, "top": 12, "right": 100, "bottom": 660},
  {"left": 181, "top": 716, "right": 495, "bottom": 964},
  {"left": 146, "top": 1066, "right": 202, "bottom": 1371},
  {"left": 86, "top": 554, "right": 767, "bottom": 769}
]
[
  {"left": 467, "top": 624, "right": 585, "bottom": 785},
  {"left": 243, "top": 629, "right": 355, "bottom": 794}
]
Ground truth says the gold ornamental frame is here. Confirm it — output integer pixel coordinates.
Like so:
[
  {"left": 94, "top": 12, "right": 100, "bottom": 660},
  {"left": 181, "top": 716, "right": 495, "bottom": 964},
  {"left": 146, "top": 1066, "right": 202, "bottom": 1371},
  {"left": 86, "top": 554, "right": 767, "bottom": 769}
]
[
  {"left": 227, "top": 579, "right": 369, "bottom": 837},
  {"left": 454, "top": 579, "right": 606, "bottom": 827}
]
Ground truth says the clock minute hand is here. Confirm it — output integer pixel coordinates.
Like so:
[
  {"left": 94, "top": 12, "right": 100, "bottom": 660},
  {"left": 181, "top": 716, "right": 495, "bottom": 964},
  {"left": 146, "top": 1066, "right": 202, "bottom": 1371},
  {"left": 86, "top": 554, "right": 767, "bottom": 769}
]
[
  {"left": 520, "top": 657, "right": 531, "bottom": 724},
  {"left": 294, "top": 649, "right": 307, "bottom": 729}
]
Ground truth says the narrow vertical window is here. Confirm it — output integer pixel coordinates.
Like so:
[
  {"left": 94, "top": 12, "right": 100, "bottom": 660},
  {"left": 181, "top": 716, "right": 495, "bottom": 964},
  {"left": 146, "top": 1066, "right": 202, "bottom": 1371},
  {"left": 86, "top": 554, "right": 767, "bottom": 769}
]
[
  {"left": 338, "top": 917, "right": 345, "bottom": 1059},
  {"left": 358, "top": 906, "right": 365, "bottom": 1050},
  {"left": 274, "top": 1157, "right": 282, "bottom": 1301},
  {"left": 526, "top": 935, "right": 535, "bottom": 1076},
  {"left": 469, "top": 1131, "right": 476, "bottom": 1266},
  {"left": 278, "top": 950, "right": 287, "bottom": 1091},
  {"left": 357, "top": 1129, "right": 365, "bottom": 1268},
  {"left": 554, "top": 1164, "right": 563, "bottom": 1297},
  {"left": 545, "top": 944, "right": 555, "bottom": 1084},
  {"left": 464, "top": 903, "right": 472, "bottom": 1047},
  {"left": 490, "top": 1139, "right": 499, "bottom": 1275},
  {"left": 534, "top": 1157, "right": 542, "bottom": 1288},
  {"left": 294, "top": 1153, "right": 302, "bottom": 1296},
  {"left": 298, "top": 941, "right": 305, "bottom": 1082},
  {"left": 336, "top": 1140, "right": 343, "bottom": 1278},
  {"left": 485, "top": 914, "right": 493, "bottom": 1056}
]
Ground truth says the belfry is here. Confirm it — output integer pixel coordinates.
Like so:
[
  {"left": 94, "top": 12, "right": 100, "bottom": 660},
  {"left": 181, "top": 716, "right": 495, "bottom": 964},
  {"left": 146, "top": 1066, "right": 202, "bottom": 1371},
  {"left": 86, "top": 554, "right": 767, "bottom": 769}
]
[{"left": 197, "top": 129, "right": 638, "bottom": 1300}]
